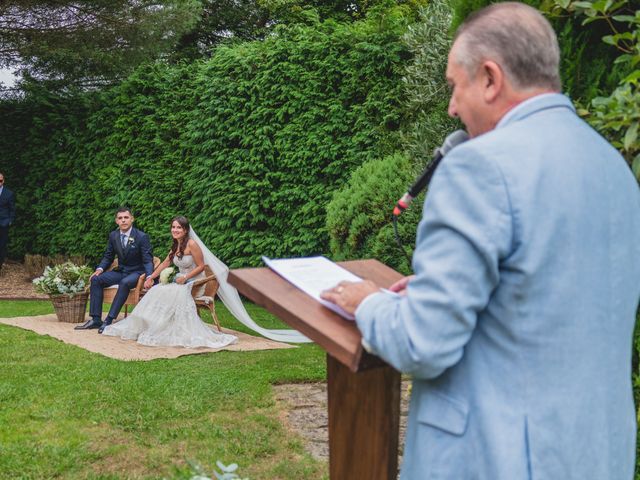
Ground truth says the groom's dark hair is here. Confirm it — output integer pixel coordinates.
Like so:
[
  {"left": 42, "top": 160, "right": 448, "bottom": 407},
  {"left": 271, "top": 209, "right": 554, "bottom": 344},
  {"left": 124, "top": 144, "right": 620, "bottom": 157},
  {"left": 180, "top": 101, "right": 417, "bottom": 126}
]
[{"left": 115, "top": 206, "right": 133, "bottom": 217}]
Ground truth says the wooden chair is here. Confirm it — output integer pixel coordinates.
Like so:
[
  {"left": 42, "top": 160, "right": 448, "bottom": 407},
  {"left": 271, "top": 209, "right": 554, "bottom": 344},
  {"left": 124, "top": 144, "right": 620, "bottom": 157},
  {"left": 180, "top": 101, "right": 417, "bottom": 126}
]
[
  {"left": 190, "top": 265, "right": 222, "bottom": 332},
  {"left": 102, "top": 256, "right": 161, "bottom": 317}
]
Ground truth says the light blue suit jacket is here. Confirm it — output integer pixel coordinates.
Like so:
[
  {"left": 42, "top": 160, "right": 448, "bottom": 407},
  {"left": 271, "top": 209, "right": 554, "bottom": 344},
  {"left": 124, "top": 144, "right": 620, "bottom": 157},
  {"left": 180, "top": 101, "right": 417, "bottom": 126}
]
[{"left": 357, "top": 94, "right": 640, "bottom": 479}]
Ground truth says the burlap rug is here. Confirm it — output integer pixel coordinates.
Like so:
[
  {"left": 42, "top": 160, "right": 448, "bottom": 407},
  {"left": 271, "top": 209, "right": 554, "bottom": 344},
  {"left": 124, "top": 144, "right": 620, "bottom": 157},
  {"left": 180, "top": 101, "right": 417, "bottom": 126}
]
[{"left": 0, "top": 314, "right": 295, "bottom": 360}]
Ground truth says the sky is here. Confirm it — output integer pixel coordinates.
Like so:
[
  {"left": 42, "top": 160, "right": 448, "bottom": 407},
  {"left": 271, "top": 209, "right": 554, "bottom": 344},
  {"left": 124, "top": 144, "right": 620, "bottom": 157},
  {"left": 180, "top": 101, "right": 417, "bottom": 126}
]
[{"left": 0, "top": 69, "right": 16, "bottom": 87}]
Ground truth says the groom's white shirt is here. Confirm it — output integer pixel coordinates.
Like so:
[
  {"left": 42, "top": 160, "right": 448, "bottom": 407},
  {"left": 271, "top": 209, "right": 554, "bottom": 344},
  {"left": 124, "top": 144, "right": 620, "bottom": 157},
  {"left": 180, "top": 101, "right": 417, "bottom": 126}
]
[{"left": 120, "top": 227, "right": 132, "bottom": 247}]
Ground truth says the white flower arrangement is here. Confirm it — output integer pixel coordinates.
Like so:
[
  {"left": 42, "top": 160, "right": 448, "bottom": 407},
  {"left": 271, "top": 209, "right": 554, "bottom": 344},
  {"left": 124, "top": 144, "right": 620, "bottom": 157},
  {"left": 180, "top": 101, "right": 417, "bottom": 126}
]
[
  {"left": 32, "top": 262, "right": 93, "bottom": 296},
  {"left": 159, "top": 266, "right": 177, "bottom": 284}
]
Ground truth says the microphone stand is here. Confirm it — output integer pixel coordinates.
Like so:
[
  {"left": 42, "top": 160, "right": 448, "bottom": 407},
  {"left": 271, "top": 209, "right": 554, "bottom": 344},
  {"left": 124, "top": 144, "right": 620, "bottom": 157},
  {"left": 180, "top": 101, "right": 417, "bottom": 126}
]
[
  {"left": 391, "top": 151, "right": 445, "bottom": 268},
  {"left": 392, "top": 213, "right": 413, "bottom": 267}
]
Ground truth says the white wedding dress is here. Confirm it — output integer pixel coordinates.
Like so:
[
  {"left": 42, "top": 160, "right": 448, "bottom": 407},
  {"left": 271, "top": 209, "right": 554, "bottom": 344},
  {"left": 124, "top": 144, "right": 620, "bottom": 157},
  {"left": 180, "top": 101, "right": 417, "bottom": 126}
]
[{"left": 102, "top": 254, "right": 238, "bottom": 349}]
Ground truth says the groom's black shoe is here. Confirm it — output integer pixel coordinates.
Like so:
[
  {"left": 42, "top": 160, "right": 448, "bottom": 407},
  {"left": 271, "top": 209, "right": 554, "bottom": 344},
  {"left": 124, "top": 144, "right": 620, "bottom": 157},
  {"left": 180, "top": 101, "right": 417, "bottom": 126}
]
[
  {"left": 75, "top": 318, "right": 102, "bottom": 330},
  {"left": 98, "top": 317, "right": 113, "bottom": 334}
]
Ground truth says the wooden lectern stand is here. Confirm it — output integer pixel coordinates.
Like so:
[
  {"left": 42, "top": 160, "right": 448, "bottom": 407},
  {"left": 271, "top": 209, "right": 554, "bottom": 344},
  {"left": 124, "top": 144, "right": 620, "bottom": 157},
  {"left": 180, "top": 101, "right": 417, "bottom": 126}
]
[{"left": 228, "top": 259, "right": 403, "bottom": 479}]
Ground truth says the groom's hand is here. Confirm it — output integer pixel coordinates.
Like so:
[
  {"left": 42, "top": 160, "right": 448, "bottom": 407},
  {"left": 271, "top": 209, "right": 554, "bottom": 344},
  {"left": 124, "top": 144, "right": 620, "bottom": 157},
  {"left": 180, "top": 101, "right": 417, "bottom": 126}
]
[{"left": 90, "top": 268, "right": 103, "bottom": 280}]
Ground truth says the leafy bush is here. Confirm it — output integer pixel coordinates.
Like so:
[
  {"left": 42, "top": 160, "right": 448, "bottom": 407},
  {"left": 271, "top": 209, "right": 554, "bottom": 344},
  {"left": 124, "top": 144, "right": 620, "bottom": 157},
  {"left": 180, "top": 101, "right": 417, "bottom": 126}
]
[
  {"left": 181, "top": 6, "right": 412, "bottom": 267},
  {"left": 326, "top": 0, "right": 456, "bottom": 271},
  {"left": 542, "top": 1, "right": 639, "bottom": 177},
  {"left": 326, "top": 152, "right": 422, "bottom": 274},
  {"left": 450, "top": 0, "right": 625, "bottom": 103}
]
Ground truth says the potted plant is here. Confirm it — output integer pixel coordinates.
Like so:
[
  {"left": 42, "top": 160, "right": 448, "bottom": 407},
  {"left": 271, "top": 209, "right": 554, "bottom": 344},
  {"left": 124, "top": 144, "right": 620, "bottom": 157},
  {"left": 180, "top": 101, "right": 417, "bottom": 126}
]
[{"left": 32, "top": 262, "right": 93, "bottom": 323}]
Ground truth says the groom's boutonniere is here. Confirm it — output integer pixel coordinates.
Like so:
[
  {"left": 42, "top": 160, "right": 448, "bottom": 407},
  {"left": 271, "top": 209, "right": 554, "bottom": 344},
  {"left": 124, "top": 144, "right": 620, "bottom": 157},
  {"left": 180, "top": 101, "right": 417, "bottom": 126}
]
[{"left": 128, "top": 237, "right": 135, "bottom": 246}]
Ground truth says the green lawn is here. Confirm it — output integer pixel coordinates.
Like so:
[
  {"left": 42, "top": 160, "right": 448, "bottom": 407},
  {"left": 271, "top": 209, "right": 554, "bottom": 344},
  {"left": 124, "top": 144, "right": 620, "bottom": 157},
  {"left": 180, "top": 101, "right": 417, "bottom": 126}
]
[{"left": 0, "top": 300, "right": 328, "bottom": 479}]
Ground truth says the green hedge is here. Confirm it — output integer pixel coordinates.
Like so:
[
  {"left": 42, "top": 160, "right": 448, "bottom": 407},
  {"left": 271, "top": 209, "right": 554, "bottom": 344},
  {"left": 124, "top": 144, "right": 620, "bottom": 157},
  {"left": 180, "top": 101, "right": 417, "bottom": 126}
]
[
  {"left": 2, "top": 5, "right": 412, "bottom": 267},
  {"left": 326, "top": 152, "right": 423, "bottom": 274},
  {"left": 326, "top": 0, "right": 456, "bottom": 271}
]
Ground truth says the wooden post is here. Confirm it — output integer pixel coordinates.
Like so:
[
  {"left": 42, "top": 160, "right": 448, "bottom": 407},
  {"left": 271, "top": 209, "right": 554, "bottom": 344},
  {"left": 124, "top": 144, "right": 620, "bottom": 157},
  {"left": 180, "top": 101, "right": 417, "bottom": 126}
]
[{"left": 327, "top": 353, "right": 400, "bottom": 479}]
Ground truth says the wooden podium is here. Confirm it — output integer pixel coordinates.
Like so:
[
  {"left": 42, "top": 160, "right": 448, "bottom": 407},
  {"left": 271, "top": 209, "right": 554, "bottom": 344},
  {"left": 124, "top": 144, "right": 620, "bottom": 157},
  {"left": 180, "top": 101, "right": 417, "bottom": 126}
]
[{"left": 228, "top": 259, "right": 403, "bottom": 479}]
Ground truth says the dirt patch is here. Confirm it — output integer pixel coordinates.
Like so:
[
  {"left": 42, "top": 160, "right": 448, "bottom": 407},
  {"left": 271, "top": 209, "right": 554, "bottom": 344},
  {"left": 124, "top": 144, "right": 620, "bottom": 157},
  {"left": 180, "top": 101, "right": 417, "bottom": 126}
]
[
  {"left": 274, "top": 380, "right": 411, "bottom": 462},
  {"left": 0, "top": 260, "right": 47, "bottom": 299}
]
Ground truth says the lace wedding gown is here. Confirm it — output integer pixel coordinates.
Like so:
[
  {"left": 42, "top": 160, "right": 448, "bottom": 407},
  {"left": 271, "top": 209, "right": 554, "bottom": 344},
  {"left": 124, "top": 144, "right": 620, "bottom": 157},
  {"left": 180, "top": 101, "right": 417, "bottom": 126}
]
[{"left": 102, "top": 254, "right": 238, "bottom": 348}]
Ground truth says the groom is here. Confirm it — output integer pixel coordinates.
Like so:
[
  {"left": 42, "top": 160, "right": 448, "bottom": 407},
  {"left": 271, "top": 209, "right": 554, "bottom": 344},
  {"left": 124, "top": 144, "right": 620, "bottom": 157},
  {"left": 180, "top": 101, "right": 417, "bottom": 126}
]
[{"left": 75, "top": 207, "right": 154, "bottom": 332}]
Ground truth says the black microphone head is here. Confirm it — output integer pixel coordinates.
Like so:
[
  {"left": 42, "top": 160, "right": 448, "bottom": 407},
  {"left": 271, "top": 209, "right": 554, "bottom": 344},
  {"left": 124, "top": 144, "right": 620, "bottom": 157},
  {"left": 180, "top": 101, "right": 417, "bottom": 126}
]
[
  {"left": 407, "top": 130, "right": 470, "bottom": 200},
  {"left": 435, "top": 129, "right": 469, "bottom": 157}
]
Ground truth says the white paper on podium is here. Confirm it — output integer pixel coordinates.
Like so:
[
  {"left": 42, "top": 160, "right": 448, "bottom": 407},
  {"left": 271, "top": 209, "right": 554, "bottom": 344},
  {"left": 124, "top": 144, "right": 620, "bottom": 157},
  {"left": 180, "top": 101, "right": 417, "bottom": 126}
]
[{"left": 262, "top": 256, "right": 362, "bottom": 320}]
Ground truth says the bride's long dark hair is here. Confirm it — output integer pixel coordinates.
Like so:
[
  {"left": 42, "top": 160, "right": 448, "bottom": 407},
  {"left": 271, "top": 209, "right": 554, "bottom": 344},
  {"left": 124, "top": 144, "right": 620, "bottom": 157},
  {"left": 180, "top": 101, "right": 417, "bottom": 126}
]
[{"left": 169, "top": 216, "right": 190, "bottom": 261}]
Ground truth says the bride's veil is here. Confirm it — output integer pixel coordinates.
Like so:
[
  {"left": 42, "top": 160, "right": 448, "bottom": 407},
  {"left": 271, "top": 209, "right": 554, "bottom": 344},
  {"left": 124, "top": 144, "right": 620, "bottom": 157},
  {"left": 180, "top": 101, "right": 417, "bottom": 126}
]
[{"left": 189, "top": 227, "right": 311, "bottom": 343}]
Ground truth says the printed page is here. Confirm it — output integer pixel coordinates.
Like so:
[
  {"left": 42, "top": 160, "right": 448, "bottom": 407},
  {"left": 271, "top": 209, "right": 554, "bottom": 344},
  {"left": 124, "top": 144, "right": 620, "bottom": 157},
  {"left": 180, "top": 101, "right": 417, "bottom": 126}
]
[{"left": 262, "top": 256, "right": 362, "bottom": 320}]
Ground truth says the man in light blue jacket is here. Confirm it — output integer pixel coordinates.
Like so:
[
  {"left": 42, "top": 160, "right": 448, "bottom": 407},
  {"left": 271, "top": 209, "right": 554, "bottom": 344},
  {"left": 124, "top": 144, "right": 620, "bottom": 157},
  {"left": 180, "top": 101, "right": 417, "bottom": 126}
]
[{"left": 322, "top": 2, "right": 640, "bottom": 479}]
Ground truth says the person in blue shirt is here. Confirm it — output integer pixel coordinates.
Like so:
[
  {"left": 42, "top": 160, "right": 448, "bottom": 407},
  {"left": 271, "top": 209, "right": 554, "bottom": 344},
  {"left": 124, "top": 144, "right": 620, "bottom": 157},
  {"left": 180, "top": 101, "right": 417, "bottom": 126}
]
[
  {"left": 0, "top": 172, "right": 16, "bottom": 274},
  {"left": 322, "top": 3, "right": 640, "bottom": 479}
]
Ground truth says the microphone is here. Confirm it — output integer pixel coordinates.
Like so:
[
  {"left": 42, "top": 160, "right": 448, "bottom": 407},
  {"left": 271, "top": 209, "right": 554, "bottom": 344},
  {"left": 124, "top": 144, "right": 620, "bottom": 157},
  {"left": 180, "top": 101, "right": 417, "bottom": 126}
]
[{"left": 393, "top": 130, "right": 469, "bottom": 216}]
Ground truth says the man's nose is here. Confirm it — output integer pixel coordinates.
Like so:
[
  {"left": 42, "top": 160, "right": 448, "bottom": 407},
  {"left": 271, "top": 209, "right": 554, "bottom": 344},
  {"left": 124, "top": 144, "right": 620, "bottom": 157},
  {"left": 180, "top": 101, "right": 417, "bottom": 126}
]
[{"left": 448, "top": 98, "right": 457, "bottom": 118}]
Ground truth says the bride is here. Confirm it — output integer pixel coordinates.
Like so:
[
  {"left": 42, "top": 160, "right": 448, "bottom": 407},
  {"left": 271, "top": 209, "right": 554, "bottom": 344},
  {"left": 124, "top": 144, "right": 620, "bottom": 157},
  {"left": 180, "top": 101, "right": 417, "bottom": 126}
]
[{"left": 101, "top": 216, "right": 238, "bottom": 349}]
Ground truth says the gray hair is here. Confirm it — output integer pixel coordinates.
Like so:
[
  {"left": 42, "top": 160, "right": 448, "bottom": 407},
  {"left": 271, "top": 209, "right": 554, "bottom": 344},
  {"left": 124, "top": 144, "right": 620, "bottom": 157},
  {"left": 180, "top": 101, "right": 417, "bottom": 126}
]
[{"left": 453, "top": 2, "right": 561, "bottom": 92}]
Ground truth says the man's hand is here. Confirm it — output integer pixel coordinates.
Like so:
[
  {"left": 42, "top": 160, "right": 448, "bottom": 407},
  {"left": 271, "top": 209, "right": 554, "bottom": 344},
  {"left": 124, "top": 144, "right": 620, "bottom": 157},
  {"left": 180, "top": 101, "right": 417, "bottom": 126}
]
[
  {"left": 388, "top": 275, "right": 415, "bottom": 296},
  {"left": 90, "top": 269, "right": 103, "bottom": 280},
  {"left": 320, "top": 280, "right": 380, "bottom": 316}
]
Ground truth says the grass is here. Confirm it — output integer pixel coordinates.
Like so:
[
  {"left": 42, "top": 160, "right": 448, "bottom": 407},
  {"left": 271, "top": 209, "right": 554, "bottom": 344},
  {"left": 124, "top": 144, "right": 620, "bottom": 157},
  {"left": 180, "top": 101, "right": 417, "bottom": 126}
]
[{"left": 0, "top": 299, "right": 328, "bottom": 479}]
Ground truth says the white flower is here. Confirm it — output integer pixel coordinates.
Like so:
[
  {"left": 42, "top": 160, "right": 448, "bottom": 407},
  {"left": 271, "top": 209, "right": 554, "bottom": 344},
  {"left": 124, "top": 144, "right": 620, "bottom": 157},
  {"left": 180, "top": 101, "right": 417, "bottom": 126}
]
[
  {"left": 32, "top": 262, "right": 92, "bottom": 296},
  {"left": 159, "top": 267, "right": 176, "bottom": 284}
]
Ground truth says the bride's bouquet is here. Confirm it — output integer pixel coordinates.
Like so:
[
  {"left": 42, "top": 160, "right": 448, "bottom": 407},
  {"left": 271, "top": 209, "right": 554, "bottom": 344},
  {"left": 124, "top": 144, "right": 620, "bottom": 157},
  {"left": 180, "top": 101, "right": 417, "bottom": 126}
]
[{"left": 159, "top": 266, "right": 178, "bottom": 284}]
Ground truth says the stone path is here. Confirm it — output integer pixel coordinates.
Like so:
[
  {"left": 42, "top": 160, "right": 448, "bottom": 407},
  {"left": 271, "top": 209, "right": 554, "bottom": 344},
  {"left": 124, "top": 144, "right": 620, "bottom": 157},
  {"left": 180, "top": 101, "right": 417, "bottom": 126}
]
[{"left": 273, "top": 380, "right": 411, "bottom": 462}]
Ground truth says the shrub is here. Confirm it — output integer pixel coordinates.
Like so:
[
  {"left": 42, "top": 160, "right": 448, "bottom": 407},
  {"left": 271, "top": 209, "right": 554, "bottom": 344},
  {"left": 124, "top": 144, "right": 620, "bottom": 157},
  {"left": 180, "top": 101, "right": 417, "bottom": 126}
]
[
  {"left": 326, "top": 152, "right": 422, "bottom": 274},
  {"left": 544, "top": 1, "right": 639, "bottom": 176},
  {"left": 450, "top": 0, "right": 625, "bottom": 103},
  {"left": 326, "top": 0, "right": 456, "bottom": 271}
]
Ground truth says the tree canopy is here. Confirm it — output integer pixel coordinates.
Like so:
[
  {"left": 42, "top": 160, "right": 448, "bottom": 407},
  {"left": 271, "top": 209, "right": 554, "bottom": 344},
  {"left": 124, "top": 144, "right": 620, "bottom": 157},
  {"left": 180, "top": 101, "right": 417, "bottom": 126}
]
[{"left": 0, "top": 0, "right": 201, "bottom": 90}]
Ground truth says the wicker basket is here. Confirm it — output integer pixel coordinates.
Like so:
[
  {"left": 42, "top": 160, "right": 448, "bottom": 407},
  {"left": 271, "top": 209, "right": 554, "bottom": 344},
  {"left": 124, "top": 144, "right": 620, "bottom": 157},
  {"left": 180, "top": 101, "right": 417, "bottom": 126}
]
[{"left": 50, "top": 291, "right": 90, "bottom": 323}]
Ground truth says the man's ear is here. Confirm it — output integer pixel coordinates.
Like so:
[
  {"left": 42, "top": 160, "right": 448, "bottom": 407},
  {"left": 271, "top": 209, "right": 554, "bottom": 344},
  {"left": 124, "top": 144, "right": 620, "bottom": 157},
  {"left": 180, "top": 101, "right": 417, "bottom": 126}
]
[{"left": 482, "top": 60, "right": 503, "bottom": 103}]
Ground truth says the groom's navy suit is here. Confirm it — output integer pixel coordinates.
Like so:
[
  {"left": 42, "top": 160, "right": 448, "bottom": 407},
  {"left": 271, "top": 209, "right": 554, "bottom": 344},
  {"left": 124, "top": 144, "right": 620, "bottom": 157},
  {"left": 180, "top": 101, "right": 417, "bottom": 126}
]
[{"left": 89, "top": 227, "right": 154, "bottom": 322}]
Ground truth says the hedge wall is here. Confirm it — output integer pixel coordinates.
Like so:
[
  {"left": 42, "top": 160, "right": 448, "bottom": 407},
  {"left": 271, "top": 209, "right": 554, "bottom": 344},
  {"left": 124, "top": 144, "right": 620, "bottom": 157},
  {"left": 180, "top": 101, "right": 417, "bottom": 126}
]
[
  {"left": 2, "top": 5, "right": 412, "bottom": 267},
  {"left": 326, "top": 0, "right": 456, "bottom": 273}
]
